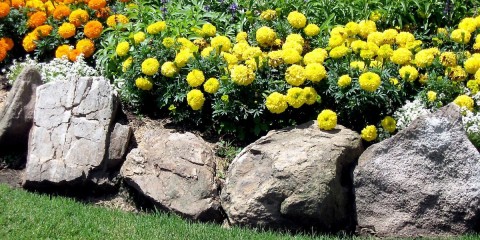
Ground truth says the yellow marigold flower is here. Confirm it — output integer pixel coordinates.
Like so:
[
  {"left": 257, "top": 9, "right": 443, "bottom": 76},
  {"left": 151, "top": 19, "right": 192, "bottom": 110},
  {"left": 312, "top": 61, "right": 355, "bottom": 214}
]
[
  {"left": 360, "top": 49, "right": 376, "bottom": 60},
  {"left": 260, "top": 9, "right": 276, "bottom": 21},
  {"left": 370, "top": 10, "right": 382, "bottom": 22},
  {"left": 282, "top": 41, "right": 303, "bottom": 54},
  {"left": 464, "top": 56, "right": 480, "bottom": 74},
  {"left": 451, "top": 29, "right": 471, "bottom": 44},
  {"left": 135, "top": 77, "right": 153, "bottom": 90},
  {"left": 0, "top": 2, "right": 10, "bottom": 18},
  {"left": 303, "top": 48, "right": 327, "bottom": 64},
  {"left": 476, "top": 69, "right": 480, "bottom": 81},
  {"left": 338, "top": 74, "right": 352, "bottom": 88},
  {"left": 201, "top": 47, "right": 214, "bottom": 58},
  {"left": 453, "top": 95, "right": 474, "bottom": 111},
  {"left": 399, "top": 65, "right": 419, "bottom": 82},
  {"left": 287, "top": 11, "right": 307, "bottom": 29},
  {"left": 467, "top": 80, "right": 479, "bottom": 94},
  {"left": 305, "top": 63, "right": 326, "bottom": 82},
  {"left": 88, "top": 0, "right": 106, "bottom": 10},
  {"left": 186, "top": 89, "right": 205, "bottom": 110},
  {"left": 162, "top": 37, "right": 175, "bottom": 48},
  {"left": 145, "top": 21, "right": 166, "bottom": 34},
  {"left": 53, "top": 5, "right": 70, "bottom": 20},
  {"left": 55, "top": 44, "right": 71, "bottom": 59},
  {"left": 317, "top": 109, "right": 337, "bottom": 130},
  {"left": 459, "top": 17, "right": 477, "bottom": 33},
  {"left": 230, "top": 64, "right": 255, "bottom": 86},
  {"left": 427, "top": 91, "right": 437, "bottom": 102},
  {"left": 286, "top": 33, "right": 304, "bottom": 46},
  {"left": 304, "top": 24, "right": 320, "bottom": 37},
  {"left": 358, "top": 20, "right": 377, "bottom": 39},
  {"left": 437, "top": 27, "right": 448, "bottom": 35},
  {"left": 76, "top": 39, "right": 95, "bottom": 58},
  {"left": 122, "top": 57, "right": 133, "bottom": 72},
  {"left": 361, "top": 125, "right": 377, "bottom": 141},
  {"left": 286, "top": 87, "right": 306, "bottom": 108},
  {"left": 222, "top": 52, "right": 238, "bottom": 66},
  {"left": 329, "top": 46, "right": 349, "bottom": 59},
  {"left": 395, "top": 32, "right": 415, "bottom": 47},
  {"left": 282, "top": 48, "right": 302, "bottom": 64},
  {"left": 303, "top": 87, "right": 317, "bottom": 105},
  {"left": 440, "top": 51, "right": 457, "bottom": 67},
  {"left": 116, "top": 41, "right": 129, "bottom": 56},
  {"left": 133, "top": 32, "right": 146, "bottom": 44},
  {"left": 446, "top": 66, "right": 467, "bottom": 81},
  {"left": 285, "top": 64, "right": 306, "bottom": 86},
  {"left": 232, "top": 41, "right": 250, "bottom": 60},
  {"left": 350, "top": 61, "right": 365, "bottom": 71},
  {"left": 107, "top": 14, "right": 129, "bottom": 28},
  {"left": 370, "top": 60, "right": 383, "bottom": 68},
  {"left": 174, "top": 50, "right": 193, "bottom": 68},
  {"left": 268, "top": 50, "right": 283, "bottom": 67},
  {"left": 359, "top": 72, "right": 381, "bottom": 92},
  {"left": 160, "top": 61, "right": 178, "bottom": 78},
  {"left": 256, "top": 26, "right": 276, "bottom": 46},
  {"left": 266, "top": 92, "right": 288, "bottom": 114},
  {"left": 351, "top": 40, "right": 368, "bottom": 53},
  {"left": 381, "top": 116, "right": 396, "bottom": 133},
  {"left": 377, "top": 44, "right": 393, "bottom": 59},
  {"left": 414, "top": 49, "right": 435, "bottom": 68},
  {"left": 202, "top": 23, "right": 216, "bottom": 37},
  {"left": 331, "top": 26, "right": 348, "bottom": 39},
  {"left": 390, "top": 77, "right": 399, "bottom": 86},
  {"left": 203, "top": 78, "right": 220, "bottom": 94},
  {"left": 68, "top": 49, "right": 81, "bottom": 62},
  {"left": 58, "top": 22, "right": 76, "bottom": 39},
  {"left": 242, "top": 46, "right": 262, "bottom": 60},
  {"left": 34, "top": 25, "right": 53, "bottom": 37},
  {"left": 391, "top": 48, "right": 412, "bottom": 65},
  {"left": 28, "top": 11, "right": 47, "bottom": 28},
  {"left": 382, "top": 29, "right": 398, "bottom": 44},
  {"left": 328, "top": 35, "right": 345, "bottom": 48},
  {"left": 186, "top": 69, "right": 205, "bottom": 87},
  {"left": 141, "top": 58, "right": 160, "bottom": 76},
  {"left": 211, "top": 35, "right": 232, "bottom": 52},
  {"left": 236, "top": 31, "right": 248, "bottom": 42},
  {"left": 84, "top": 20, "right": 103, "bottom": 39},
  {"left": 345, "top": 22, "right": 360, "bottom": 36},
  {"left": 367, "top": 31, "right": 384, "bottom": 46},
  {"left": 69, "top": 9, "right": 89, "bottom": 27}
]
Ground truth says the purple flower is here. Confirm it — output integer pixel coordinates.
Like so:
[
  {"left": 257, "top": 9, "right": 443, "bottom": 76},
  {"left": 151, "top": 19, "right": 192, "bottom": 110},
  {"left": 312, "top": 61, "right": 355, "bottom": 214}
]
[{"left": 229, "top": 3, "right": 238, "bottom": 13}]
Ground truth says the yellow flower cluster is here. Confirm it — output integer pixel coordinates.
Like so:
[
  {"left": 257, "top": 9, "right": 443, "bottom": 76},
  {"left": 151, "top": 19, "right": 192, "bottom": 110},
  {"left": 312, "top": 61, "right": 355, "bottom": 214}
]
[
  {"left": 141, "top": 58, "right": 160, "bottom": 76},
  {"left": 317, "top": 109, "right": 337, "bottom": 130},
  {"left": 266, "top": 92, "right": 288, "bottom": 114},
  {"left": 187, "top": 89, "right": 205, "bottom": 110},
  {"left": 358, "top": 72, "right": 381, "bottom": 92},
  {"left": 186, "top": 69, "right": 205, "bottom": 87},
  {"left": 453, "top": 95, "right": 474, "bottom": 111},
  {"left": 147, "top": 21, "right": 166, "bottom": 34},
  {"left": 256, "top": 26, "right": 276, "bottom": 46},
  {"left": 361, "top": 125, "right": 377, "bottom": 141},
  {"left": 135, "top": 77, "right": 153, "bottom": 91}
]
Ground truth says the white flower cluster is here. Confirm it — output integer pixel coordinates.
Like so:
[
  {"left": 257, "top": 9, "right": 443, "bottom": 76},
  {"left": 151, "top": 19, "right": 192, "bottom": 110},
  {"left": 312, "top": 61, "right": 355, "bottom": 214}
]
[
  {"left": 463, "top": 110, "right": 480, "bottom": 135},
  {"left": 393, "top": 98, "right": 432, "bottom": 131},
  {"left": 3, "top": 56, "right": 98, "bottom": 83}
]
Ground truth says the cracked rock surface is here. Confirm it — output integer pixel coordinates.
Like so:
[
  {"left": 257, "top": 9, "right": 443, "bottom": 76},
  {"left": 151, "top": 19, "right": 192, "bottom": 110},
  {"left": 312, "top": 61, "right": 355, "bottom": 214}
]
[
  {"left": 24, "top": 76, "right": 119, "bottom": 187},
  {"left": 220, "top": 121, "right": 363, "bottom": 232},
  {"left": 121, "top": 128, "right": 222, "bottom": 222},
  {"left": 354, "top": 104, "right": 480, "bottom": 237}
]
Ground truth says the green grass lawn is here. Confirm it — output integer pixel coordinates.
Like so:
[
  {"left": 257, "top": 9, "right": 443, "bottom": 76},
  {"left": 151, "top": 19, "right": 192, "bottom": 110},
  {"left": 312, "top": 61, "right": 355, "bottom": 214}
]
[{"left": 0, "top": 184, "right": 353, "bottom": 240}]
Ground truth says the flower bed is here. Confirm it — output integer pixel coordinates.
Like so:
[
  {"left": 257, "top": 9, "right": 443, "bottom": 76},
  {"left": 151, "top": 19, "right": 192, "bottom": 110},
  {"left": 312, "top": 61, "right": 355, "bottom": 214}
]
[{"left": 1, "top": 0, "right": 480, "bottom": 146}]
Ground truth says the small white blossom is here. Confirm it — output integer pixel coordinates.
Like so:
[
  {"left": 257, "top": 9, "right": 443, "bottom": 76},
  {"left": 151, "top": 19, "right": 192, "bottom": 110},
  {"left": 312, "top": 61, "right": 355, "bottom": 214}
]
[{"left": 393, "top": 98, "right": 432, "bottom": 131}]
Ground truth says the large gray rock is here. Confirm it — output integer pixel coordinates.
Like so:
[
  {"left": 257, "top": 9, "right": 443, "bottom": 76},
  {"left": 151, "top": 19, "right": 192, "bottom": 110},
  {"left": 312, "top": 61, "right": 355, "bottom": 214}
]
[
  {"left": 220, "top": 121, "right": 363, "bottom": 232},
  {"left": 121, "top": 128, "right": 222, "bottom": 222},
  {"left": 24, "top": 76, "right": 119, "bottom": 188},
  {"left": 107, "top": 123, "right": 131, "bottom": 169},
  {"left": 354, "top": 104, "right": 480, "bottom": 237},
  {"left": 0, "top": 67, "right": 42, "bottom": 152}
]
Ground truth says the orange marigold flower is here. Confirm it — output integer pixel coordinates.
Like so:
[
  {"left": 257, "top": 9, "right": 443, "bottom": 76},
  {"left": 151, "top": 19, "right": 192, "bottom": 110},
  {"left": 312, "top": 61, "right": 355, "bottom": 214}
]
[
  {"left": 84, "top": 20, "right": 103, "bottom": 39},
  {"left": 11, "top": 0, "right": 25, "bottom": 9},
  {"left": 88, "top": 0, "right": 106, "bottom": 10},
  {"left": 69, "top": 9, "right": 89, "bottom": 27},
  {"left": 76, "top": 39, "right": 95, "bottom": 58},
  {"left": 28, "top": 11, "right": 47, "bottom": 28},
  {"left": 0, "top": 2, "right": 10, "bottom": 18},
  {"left": 68, "top": 49, "right": 81, "bottom": 61},
  {"left": 55, "top": 44, "right": 71, "bottom": 59},
  {"left": 58, "top": 22, "right": 76, "bottom": 39},
  {"left": 22, "top": 33, "right": 38, "bottom": 52},
  {"left": 95, "top": 7, "right": 110, "bottom": 19},
  {"left": 0, "top": 47, "right": 7, "bottom": 62},
  {"left": 106, "top": 14, "right": 129, "bottom": 27},
  {"left": 34, "top": 25, "right": 53, "bottom": 37},
  {"left": 53, "top": 5, "right": 71, "bottom": 20},
  {"left": 0, "top": 37, "right": 14, "bottom": 51}
]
